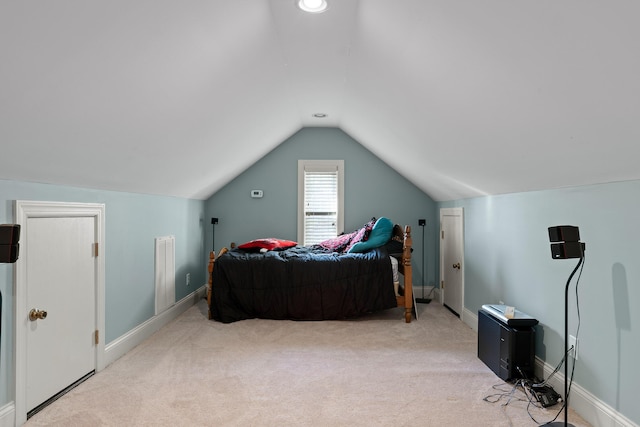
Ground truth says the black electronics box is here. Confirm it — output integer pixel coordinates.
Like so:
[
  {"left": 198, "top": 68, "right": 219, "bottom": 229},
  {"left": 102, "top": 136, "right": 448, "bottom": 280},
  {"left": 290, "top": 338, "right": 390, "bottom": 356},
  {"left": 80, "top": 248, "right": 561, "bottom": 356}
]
[
  {"left": 531, "top": 385, "right": 561, "bottom": 407},
  {"left": 478, "top": 306, "right": 537, "bottom": 381},
  {"left": 0, "top": 224, "right": 21, "bottom": 263}
]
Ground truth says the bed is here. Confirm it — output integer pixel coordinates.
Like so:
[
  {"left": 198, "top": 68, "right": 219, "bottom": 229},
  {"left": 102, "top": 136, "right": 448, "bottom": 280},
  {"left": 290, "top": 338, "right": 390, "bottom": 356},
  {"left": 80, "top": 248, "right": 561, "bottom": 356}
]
[{"left": 207, "top": 218, "right": 413, "bottom": 323}]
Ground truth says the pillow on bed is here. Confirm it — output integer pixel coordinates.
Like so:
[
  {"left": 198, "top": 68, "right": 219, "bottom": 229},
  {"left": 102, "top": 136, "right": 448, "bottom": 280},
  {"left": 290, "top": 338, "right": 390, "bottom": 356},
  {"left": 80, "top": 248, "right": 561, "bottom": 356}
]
[
  {"left": 347, "top": 217, "right": 393, "bottom": 253},
  {"left": 344, "top": 217, "right": 376, "bottom": 251},
  {"left": 319, "top": 217, "right": 376, "bottom": 253},
  {"left": 238, "top": 238, "right": 297, "bottom": 252},
  {"left": 317, "top": 231, "right": 357, "bottom": 252}
]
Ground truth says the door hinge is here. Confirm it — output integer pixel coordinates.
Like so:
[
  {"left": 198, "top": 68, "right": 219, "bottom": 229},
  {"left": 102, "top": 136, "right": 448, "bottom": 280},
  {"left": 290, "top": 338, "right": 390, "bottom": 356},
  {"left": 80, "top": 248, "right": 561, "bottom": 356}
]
[
  {"left": 95, "top": 330, "right": 99, "bottom": 345},
  {"left": 441, "top": 230, "right": 444, "bottom": 239},
  {"left": 441, "top": 280, "right": 445, "bottom": 289},
  {"left": 94, "top": 242, "right": 99, "bottom": 257}
]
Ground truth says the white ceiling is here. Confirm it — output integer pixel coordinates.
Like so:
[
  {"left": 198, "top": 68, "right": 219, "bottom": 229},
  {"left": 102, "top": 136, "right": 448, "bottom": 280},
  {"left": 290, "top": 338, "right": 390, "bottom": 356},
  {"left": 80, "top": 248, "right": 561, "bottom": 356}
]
[{"left": 2, "top": 1, "right": 639, "bottom": 201}]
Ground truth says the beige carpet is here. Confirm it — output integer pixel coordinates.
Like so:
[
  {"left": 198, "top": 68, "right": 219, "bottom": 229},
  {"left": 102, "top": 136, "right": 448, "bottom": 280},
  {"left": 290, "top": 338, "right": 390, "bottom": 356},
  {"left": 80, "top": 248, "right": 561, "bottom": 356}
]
[{"left": 26, "top": 300, "right": 591, "bottom": 426}]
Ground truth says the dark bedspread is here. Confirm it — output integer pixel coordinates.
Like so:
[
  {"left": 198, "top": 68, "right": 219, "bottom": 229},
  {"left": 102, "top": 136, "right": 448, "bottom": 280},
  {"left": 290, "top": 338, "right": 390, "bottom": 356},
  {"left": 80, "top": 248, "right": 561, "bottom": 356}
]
[{"left": 209, "top": 246, "right": 397, "bottom": 323}]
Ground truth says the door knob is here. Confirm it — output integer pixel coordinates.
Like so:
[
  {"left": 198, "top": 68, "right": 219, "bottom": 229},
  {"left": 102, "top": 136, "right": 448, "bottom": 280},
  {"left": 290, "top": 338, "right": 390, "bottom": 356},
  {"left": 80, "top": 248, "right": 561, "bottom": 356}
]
[
  {"left": 29, "top": 308, "right": 48, "bottom": 321},
  {"left": 452, "top": 262, "right": 461, "bottom": 270}
]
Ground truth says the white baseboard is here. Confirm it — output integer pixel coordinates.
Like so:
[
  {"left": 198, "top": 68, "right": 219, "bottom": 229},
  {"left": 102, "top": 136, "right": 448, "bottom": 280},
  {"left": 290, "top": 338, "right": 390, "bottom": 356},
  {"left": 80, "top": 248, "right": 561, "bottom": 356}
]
[
  {"left": 463, "top": 306, "right": 477, "bottom": 330},
  {"left": 413, "top": 285, "right": 436, "bottom": 300},
  {"left": 0, "top": 402, "right": 15, "bottom": 427},
  {"left": 463, "top": 308, "right": 637, "bottom": 427},
  {"left": 104, "top": 286, "right": 206, "bottom": 367},
  {"left": 535, "top": 357, "right": 638, "bottom": 427}
]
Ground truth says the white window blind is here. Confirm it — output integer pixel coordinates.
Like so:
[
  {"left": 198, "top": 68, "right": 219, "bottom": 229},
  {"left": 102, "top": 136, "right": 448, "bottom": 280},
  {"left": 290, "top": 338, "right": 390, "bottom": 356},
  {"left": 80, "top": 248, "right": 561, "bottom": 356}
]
[
  {"left": 304, "top": 169, "right": 338, "bottom": 245},
  {"left": 298, "top": 160, "right": 344, "bottom": 245}
]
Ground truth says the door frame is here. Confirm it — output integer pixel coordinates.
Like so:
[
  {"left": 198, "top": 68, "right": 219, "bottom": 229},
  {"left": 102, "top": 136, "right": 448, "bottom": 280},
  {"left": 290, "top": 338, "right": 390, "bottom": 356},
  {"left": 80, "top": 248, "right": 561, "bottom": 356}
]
[
  {"left": 14, "top": 201, "right": 105, "bottom": 425},
  {"left": 439, "top": 207, "right": 464, "bottom": 320}
]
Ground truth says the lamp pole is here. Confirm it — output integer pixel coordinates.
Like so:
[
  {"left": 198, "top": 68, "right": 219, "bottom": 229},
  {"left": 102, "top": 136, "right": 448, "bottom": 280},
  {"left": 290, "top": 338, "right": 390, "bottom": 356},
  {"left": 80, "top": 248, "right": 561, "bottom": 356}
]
[
  {"left": 415, "top": 219, "right": 430, "bottom": 304},
  {"left": 211, "top": 218, "right": 218, "bottom": 252}
]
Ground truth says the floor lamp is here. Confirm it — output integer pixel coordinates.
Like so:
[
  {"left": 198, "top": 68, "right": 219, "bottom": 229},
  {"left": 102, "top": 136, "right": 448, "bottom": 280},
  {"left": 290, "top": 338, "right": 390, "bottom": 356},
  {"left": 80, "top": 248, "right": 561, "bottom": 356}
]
[
  {"left": 548, "top": 225, "right": 585, "bottom": 427},
  {"left": 415, "top": 219, "right": 431, "bottom": 304}
]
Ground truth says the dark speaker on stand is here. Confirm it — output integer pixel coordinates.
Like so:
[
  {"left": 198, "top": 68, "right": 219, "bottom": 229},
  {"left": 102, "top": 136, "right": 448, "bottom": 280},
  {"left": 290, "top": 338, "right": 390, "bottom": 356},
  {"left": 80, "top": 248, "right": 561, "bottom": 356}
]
[
  {"left": 547, "top": 225, "right": 585, "bottom": 427},
  {"left": 1, "top": 224, "right": 21, "bottom": 377},
  {"left": 0, "top": 224, "right": 20, "bottom": 263}
]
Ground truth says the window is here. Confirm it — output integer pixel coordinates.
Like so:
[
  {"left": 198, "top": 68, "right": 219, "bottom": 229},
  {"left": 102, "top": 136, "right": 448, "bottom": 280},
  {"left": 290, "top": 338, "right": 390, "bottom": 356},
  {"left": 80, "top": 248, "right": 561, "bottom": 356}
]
[{"left": 298, "top": 160, "right": 344, "bottom": 245}]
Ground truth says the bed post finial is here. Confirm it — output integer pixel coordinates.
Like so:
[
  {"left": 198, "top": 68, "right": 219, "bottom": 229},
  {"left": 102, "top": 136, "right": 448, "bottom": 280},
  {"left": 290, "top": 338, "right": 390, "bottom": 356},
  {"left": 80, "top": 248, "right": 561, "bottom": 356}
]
[
  {"left": 403, "top": 225, "right": 413, "bottom": 323},
  {"left": 207, "top": 247, "right": 229, "bottom": 320}
]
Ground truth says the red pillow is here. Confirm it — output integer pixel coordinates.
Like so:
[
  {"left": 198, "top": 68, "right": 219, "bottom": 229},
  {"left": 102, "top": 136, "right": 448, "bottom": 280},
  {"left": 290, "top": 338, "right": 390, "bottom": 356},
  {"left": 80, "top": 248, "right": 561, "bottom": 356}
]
[{"left": 238, "top": 238, "right": 297, "bottom": 252}]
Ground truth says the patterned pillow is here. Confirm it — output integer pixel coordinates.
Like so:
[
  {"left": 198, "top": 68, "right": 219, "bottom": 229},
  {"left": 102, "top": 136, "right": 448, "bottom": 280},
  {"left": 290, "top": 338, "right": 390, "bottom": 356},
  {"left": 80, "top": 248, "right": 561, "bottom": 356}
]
[
  {"left": 345, "top": 217, "right": 376, "bottom": 252},
  {"left": 317, "top": 217, "right": 376, "bottom": 253},
  {"left": 317, "top": 231, "right": 357, "bottom": 253}
]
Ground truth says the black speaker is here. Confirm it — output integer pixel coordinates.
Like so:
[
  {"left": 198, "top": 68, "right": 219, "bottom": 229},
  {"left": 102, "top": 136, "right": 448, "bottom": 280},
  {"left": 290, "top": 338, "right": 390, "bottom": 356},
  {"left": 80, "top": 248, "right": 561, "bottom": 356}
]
[
  {"left": 548, "top": 225, "right": 580, "bottom": 243},
  {"left": 550, "top": 241, "right": 585, "bottom": 260},
  {"left": 0, "top": 224, "right": 20, "bottom": 263}
]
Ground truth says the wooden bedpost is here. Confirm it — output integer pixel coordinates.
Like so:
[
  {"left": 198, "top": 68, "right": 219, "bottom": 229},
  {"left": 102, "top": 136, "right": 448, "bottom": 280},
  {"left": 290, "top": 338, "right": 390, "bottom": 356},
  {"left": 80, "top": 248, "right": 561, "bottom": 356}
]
[
  {"left": 207, "top": 247, "right": 228, "bottom": 320},
  {"left": 403, "top": 225, "right": 413, "bottom": 323}
]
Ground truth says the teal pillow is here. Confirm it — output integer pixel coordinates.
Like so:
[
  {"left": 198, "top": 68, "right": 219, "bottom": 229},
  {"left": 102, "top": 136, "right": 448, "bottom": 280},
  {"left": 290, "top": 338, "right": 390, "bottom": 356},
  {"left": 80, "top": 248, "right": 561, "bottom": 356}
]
[{"left": 347, "top": 217, "right": 393, "bottom": 253}]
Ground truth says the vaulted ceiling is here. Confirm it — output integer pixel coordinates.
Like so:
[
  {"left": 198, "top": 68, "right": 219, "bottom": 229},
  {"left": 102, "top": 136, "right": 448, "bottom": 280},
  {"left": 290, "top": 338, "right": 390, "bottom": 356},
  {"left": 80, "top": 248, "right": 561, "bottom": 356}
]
[{"left": 2, "top": 1, "right": 639, "bottom": 201}]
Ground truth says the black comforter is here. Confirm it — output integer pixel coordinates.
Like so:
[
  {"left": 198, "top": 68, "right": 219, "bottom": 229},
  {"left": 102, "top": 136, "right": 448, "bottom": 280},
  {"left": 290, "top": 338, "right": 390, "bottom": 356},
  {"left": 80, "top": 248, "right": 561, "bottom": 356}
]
[{"left": 209, "top": 246, "right": 397, "bottom": 323}]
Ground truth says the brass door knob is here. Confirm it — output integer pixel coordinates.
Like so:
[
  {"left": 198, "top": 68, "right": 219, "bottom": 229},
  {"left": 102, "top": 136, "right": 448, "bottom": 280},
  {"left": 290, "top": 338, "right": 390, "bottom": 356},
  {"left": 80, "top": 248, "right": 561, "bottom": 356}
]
[
  {"left": 29, "top": 308, "right": 48, "bottom": 321},
  {"left": 452, "top": 262, "right": 461, "bottom": 270}
]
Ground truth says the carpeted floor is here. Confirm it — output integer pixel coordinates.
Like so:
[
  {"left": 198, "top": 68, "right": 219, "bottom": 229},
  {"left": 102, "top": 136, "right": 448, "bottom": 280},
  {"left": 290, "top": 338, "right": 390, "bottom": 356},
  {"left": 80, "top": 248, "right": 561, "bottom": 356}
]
[{"left": 26, "top": 300, "right": 591, "bottom": 426}]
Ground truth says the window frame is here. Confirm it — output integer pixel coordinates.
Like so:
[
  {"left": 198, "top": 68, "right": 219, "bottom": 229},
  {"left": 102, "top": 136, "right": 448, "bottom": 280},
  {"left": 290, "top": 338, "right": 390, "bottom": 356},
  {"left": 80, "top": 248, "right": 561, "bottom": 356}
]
[{"left": 297, "top": 159, "right": 344, "bottom": 245}]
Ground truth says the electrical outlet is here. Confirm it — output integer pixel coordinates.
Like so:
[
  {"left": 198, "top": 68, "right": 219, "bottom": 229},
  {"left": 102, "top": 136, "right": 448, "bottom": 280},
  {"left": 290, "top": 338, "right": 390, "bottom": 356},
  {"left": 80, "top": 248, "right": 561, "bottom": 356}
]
[
  {"left": 569, "top": 335, "right": 578, "bottom": 360},
  {"left": 186, "top": 273, "right": 191, "bottom": 286}
]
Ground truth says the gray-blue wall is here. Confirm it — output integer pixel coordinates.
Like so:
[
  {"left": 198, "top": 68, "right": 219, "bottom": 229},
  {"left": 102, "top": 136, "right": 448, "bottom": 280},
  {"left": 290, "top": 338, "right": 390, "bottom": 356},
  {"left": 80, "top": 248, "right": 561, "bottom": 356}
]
[
  {"left": 0, "top": 179, "right": 205, "bottom": 407},
  {"left": 440, "top": 180, "right": 640, "bottom": 425},
  {"left": 205, "top": 127, "right": 438, "bottom": 288}
]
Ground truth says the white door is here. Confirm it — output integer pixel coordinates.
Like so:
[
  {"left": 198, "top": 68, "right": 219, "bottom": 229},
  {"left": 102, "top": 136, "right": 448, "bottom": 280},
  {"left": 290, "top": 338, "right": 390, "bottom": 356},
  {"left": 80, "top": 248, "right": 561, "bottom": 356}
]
[
  {"left": 25, "top": 216, "right": 96, "bottom": 412},
  {"left": 15, "top": 201, "right": 105, "bottom": 425},
  {"left": 441, "top": 208, "right": 464, "bottom": 317}
]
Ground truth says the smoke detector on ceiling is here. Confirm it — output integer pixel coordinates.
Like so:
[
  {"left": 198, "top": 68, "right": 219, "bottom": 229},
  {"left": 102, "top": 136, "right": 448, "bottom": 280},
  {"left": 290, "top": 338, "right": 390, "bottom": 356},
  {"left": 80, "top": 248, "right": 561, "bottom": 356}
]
[{"left": 297, "top": 0, "right": 328, "bottom": 14}]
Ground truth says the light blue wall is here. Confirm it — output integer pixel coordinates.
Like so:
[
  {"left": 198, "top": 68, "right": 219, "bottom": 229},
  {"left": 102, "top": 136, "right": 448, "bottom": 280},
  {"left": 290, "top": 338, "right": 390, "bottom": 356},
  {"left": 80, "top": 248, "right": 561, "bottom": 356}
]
[
  {"left": 440, "top": 180, "right": 640, "bottom": 424},
  {"left": 205, "top": 127, "right": 438, "bottom": 288},
  {"left": 0, "top": 179, "right": 205, "bottom": 407}
]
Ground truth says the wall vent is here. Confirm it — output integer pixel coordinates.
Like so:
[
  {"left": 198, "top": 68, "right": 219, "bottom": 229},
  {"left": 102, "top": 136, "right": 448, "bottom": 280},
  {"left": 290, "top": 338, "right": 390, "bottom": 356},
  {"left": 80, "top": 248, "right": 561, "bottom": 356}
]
[{"left": 155, "top": 236, "right": 175, "bottom": 315}]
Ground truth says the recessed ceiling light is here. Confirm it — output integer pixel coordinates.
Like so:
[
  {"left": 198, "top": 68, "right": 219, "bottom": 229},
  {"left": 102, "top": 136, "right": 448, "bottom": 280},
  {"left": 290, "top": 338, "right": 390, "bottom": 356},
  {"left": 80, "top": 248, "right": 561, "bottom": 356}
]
[
  {"left": 297, "top": 0, "right": 328, "bottom": 14},
  {"left": 312, "top": 113, "right": 328, "bottom": 118}
]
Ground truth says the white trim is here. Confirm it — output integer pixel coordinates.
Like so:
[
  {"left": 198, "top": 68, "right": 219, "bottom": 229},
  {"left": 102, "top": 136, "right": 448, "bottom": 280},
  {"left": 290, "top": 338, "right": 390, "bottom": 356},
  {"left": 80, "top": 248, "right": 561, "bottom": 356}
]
[
  {"left": 104, "top": 286, "right": 206, "bottom": 367},
  {"left": 14, "top": 200, "right": 106, "bottom": 426},
  {"left": 0, "top": 402, "right": 15, "bottom": 427},
  {"left": 465, "top": 308, "right": 638, "bottom": 427},
  {"left": 463, "top": 306, "right": 478, "bottom": 331},
  {"left": 535, "top": 358, "right": 639, "bottom": 427}
]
